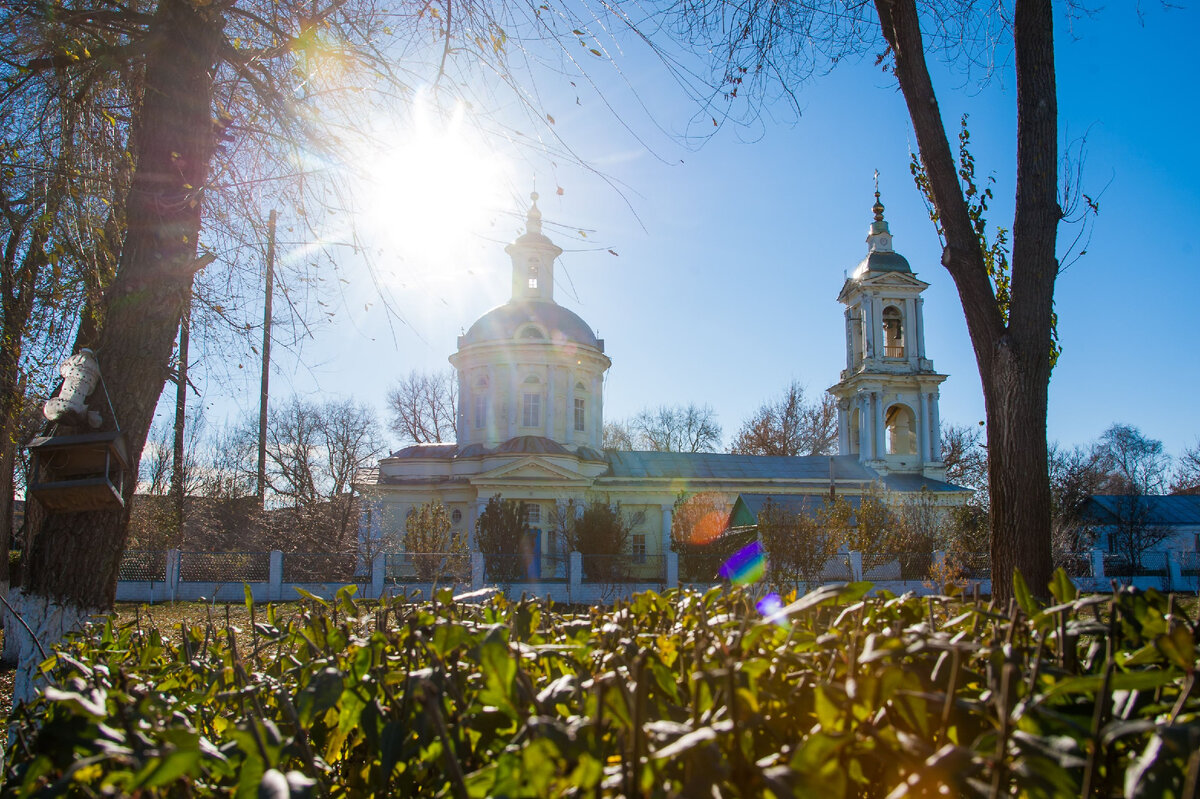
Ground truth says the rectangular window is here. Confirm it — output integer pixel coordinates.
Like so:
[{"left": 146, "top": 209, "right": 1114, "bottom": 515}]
[
  {"left": 632, "top": 534, "right": 647, "bottom": 564},
  {"left": 524, "top": 503, "right": 541, "bottom": 525},
  {"left": 474, "top": 394, "right": 487, "bottom": 429},
  {"left": 574, "top": 398, "right": 585, "bottom": 432},
  {"left": 523, "top": 393, "right": 541, "bottom": 427},
  {"left": 528, "top": 278, "right": 538, "bottom": 289}
]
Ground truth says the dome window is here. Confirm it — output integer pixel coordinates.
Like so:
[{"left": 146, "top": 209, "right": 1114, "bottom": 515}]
[{"left": 518, "top": 326, "right": 545, "bottom": 339}]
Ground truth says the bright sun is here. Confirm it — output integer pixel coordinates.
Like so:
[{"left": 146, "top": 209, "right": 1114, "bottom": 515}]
[{"left": 356, "top": 93, "right": 512, "bottom": 275}]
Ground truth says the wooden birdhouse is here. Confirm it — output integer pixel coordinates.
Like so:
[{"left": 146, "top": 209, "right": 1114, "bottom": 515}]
[{"left": 27, "top": 431, "right": 129, "bottom": 511}]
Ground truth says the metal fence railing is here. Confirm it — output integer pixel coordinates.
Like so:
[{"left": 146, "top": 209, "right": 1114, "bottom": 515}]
[
  {"left": 1176, "top": 551, "right": 1200, "bottom": 577},
  {"left": 1104, "top": 552, "right": 1169, "bottom": 578},
  {"left": 678, "top": 552, "right": 728, "bottom": 583},
  {"left": 283, "top": 552, "right": 359, "bottom": 583},
  {"left": 118, "top": 549, "right": 168, "bottom": 582},
  {"left": 1054, "top": 551, "right": 1094, "bottom": 578},
  {"left": 956, "top": 551, "right": 991, "bottom": 580},
  {"left": 179, "top": 551, "right": 269, "bottom": 583},
  {"left": 385, "top": 552, "right": 470, "bottom": 583},
  {"left": 580, "top": 554, "right": 666, "bottom": 584},
  {"left": 480, "top": 553, "right": 570, "bottom": 583}
]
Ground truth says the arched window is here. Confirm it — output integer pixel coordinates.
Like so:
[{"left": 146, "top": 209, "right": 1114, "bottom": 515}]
[
  {"left": 885, "top": 404, "right": 917, "bottom": 455},
  {"left": 517, "top": 325, "right": 545, "bottom": 339},
  {"left": 527, "top": 259, "right": 539, "bottom": 290},
  {"left": 849, "top": 408, "right": 861, "bottom": 455},
  {"left": 883, "top": 305, "right": 904, "bottom": 358}
]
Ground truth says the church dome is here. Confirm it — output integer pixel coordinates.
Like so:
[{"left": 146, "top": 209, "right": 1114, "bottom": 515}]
[
  {"left": 854, "top": 250, "right": 912, "bottom": 275},
  {"left": 462, "top": 300, "right": 603, "bottom": 351}
]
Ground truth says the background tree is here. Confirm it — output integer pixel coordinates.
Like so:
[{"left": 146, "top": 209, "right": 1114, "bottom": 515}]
[
  {"left": 565, "top": 499, "right": 640, "bottom": 582},
  {"left": 475, "top": 495, "right": 530, "bottom": 583},
  {"left": 1103, "top": 494, "right": 1170, "bottom": 576},
  {"left": 403, "top": 501, "right": 467, "bottom": 582},
  {"left": 843, "top": 482, "right": 896, "bottom": 572},
  {"left": 1171, "top": 440, "right": 1200, "bottom": 494},
  {"left": 260, "top": 396, "right": 384, "bottom": 552},
  {"left": 1048, "top": 443, "right": 1107, "bottom": 570},
  {"left": 387, "top": 370, "right": 458, "bottom": 446},
  {"left": 757, "top": 496, "right": 849, "bottom": 591},
  {"left": 1096, "top": 423, "right": 1170, "bottom": 496},
  {"left": 614, "top": 403, "right": 722, "bottom": 453},
  {"left": 602, "top": 420, "right": 635, "bottom": 450},
  {"left": 729, "top": 381, "right": 837, "bottom": 456},
  {"left": 941, "top": 422, "right": 989, "bottom": 496}
]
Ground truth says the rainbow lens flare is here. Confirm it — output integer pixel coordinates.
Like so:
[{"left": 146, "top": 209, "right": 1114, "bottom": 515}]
[
  {"left": 720, "top": 541, "right": 765, "bottom": 585},
  {"left": 755, "top": 592, "right": 790, "bottom": 627}
]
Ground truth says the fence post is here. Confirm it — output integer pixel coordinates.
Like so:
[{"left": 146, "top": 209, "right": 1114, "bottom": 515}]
[
  {"left": 372, "top": 552, "right": 385, "bottom": 599},
  {"left": 1091, "top": 549, "right": 1106, "bottom": 580},
  {"left": 471, "top": 552, "right": 484, "bottom": 590},
  {"left": 1167, "top": 551, "right": 1182, "bottom": 594},
  {"left": 666, "top": 550, "right": 678, "bottom": 589},
  {"left": 166, "top": 549, "right": 180, "bottom": 602},
  {"left": 849, "top": 550, "right": 864, "bottom": 582},
  {"left": 570, "top": 551, "right": 582, "bottom": 600},
  {"left": 269, "top": 550, "right": 283, "bottom": 602}
]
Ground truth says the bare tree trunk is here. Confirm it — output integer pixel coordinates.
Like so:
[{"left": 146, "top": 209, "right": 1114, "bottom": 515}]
[
  {"left": 876, "top": 0, "right": 1058, "bottom": 601},
  {"left": 8, "top": 0, "right": 223, "bottom": 703}
]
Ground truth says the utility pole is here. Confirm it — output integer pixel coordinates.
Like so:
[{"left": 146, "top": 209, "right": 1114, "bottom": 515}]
[
  {"left": 171, "top": 290, "right": 190, "bottom": 537},
  {"left": 257, "top": 209, "right": 276, "bottom": 509}
]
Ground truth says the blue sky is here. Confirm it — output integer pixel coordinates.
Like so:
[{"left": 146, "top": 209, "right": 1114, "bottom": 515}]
[{"left": 175, "top": 2, "right": 1200, "bottom": 463}]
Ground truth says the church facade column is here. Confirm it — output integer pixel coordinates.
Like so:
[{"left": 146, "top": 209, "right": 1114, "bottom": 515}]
[
  {"left": 837, "top": 400, "right": 850, "bottom": 454},
  {"left": 508, "top": 363, "right": 519, "bottom": 438},
  {"left": 660, "top": 505, "right": 673, "bottom": 559},
  {"left": 904, "top": 298, "right": 918, "bottom": 367},
  {"left": 917, "top": 392, "right": 930, "bottom": 465},
  {"left": 928, "top": 392, "right": 941, "bottom": 461},
  {"left": 546, "top": 366, "right": 556, "bottom": 439},
  {"left": 566, "top": 372, "right": 576, "bottom": 444},
  {"left": 916, "top": 297, "right": 927, "bottom": 359},
  {"left": 873, "top": 391, "right": 886, "bottom": 458}
]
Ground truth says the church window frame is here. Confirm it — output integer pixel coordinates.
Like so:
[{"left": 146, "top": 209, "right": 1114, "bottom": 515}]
[
  {"left": 527, "top": 260, "right": 539, "bottom": 291},
  {"left": 523, "top": 392, "right": 541, "bottom": 427},
  {"left": 574, "top": 397, "right": 586, "bottom": 432},
  {"left": 524, "top": 502, "right": 541, "bottom": 525},
  {"left": 631, "top": 533, "right": 647, "bottom": 564}
]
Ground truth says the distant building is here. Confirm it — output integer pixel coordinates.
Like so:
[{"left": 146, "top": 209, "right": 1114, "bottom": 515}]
[
  {"left": 1085, "top": 494, "right": 1200, "bottom": 560},
  {"left": 355, "top": 191, "right": 968, "bottom": 571}
]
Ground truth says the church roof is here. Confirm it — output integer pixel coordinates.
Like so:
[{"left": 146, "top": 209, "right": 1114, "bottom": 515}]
[
  {"left": 602, "top": 452, "right": 876, "bottom": 481},
  {"left": 461, "top": 300, "right": 602, "bottom": 351},
  {"left": 1086, "top": 495, "right": 1200, "bottom": 526},
  {"left": 495, "top": 435, "right": 571, "bottom": 455}
]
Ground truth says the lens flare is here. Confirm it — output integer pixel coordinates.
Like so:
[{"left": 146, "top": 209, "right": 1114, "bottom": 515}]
[
  {"left": 720, "top": 541, "right": 765, "bottom": 585},
  {"left": 755, "top": 592, "right": 790, "bottom": 627}
]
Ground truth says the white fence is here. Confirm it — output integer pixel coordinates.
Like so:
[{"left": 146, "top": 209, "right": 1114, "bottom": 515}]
[{"left": 114, "top": 548, "right": 1200, "bottom": 604}]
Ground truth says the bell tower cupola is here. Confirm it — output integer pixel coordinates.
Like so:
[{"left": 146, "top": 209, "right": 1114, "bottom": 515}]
[
  {"left": 829, "top": 180, "right": 949, "bottom": 479},
  {"left": 506, "top": 192, "right": 562, "bottom": 303}
]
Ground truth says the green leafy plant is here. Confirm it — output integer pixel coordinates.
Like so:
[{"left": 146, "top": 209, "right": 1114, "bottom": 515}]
[{"left": 4, "top": 574, "right": 1199, "bottom": 797}]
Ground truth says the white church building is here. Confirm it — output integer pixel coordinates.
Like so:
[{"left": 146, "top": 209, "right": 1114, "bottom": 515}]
[{"left": 356, "top": 191, "right": 967, "bottom": 580}]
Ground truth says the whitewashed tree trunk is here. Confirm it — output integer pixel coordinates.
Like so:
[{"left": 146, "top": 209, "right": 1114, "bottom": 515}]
[{"left": 6, "top": 589, "right": 98, "bottom": 706}]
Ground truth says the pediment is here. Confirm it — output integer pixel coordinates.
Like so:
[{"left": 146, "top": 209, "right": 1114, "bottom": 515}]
[
  {"left": 860, "top": 272, "right": 929, "bottom": 290},
  {"left": 473, "top": 455, "right": 588, "bottom": 483}
]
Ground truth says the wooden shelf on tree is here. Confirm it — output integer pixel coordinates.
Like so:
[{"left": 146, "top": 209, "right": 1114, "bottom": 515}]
[{"left": 27, "top": 431, "right": 129, "bottom": 512}]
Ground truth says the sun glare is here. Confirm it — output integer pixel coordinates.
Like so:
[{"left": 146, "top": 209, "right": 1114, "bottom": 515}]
[{"left": 357, "top": 95, "right": 511, "bottom": 278}]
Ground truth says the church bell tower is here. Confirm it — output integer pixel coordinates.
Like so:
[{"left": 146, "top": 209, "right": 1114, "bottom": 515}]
[{"left": 829, "top": 186, "right": 948, "bottom": 478}]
